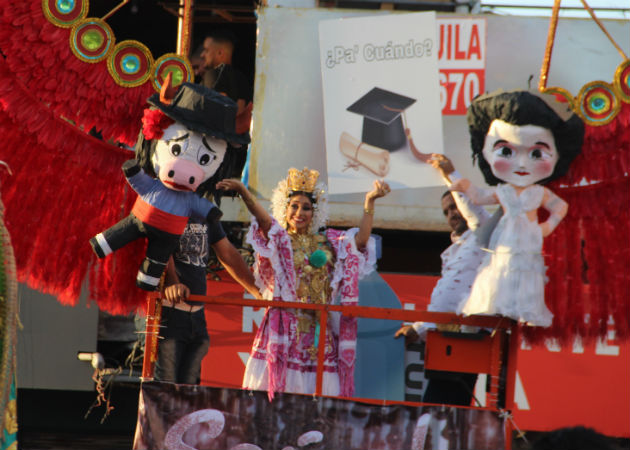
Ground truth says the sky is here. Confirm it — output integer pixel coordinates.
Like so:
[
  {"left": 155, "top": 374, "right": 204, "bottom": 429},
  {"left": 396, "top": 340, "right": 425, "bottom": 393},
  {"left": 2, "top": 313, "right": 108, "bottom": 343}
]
[{"left": 479, "top": 0, "right": 630, "bottom": 19}]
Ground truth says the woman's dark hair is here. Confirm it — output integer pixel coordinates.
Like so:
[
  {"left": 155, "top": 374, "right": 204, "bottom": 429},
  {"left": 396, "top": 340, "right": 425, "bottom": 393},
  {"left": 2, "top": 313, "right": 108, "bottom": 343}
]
[
  {"left": 288, "top": 190, "right": 317, "bottom": 204},
  {"left": 467, "top": 90, "right": 584, "bottom": 186}
]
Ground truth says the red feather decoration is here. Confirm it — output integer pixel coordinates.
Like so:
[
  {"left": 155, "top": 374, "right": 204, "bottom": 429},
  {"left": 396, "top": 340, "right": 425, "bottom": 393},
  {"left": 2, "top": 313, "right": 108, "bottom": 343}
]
[
  {"left": 0, "top": 1, "right": 627, "bottom": 341},
  {"left": 0, "top": 2, "right": 154, "bottom": 146},
  {"left": 0, "top": 56, "right": 146, "bottom": 314},
  {"left": 142, "top": 109, "right": 176, "bottom": 141}
]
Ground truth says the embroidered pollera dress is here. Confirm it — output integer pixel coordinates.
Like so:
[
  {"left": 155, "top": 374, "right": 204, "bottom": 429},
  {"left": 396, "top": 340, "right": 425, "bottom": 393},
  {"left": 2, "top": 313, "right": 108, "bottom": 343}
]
[
  {"left": 457, "top": 184, "right": 553, "bottom": 327},
  {"left": 242, "top": 218, "right": 375, "bottom": 398}
]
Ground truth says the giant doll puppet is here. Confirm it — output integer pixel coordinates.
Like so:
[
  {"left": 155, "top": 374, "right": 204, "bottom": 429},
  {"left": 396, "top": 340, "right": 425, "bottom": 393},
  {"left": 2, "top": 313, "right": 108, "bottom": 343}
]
[
  {"left": 451, "top": 90, "right": 584, "bottom": 327},
  {"left": 90, "top": 79, "right": 249, "bottom": 290}
]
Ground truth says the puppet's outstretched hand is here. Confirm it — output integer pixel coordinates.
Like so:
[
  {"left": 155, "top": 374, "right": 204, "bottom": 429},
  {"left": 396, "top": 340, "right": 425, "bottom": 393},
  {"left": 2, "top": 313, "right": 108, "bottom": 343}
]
[
  {"left": 122, "top": 159, "right": 141, "bottom": 178},
  {"left": 121, "top": 159, "right": 153, "bottom": 195}
]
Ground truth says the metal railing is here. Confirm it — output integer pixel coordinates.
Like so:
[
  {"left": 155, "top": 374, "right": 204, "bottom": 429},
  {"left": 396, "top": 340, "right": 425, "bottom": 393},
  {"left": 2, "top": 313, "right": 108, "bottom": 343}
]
[{"left": 141, "top": 292, "right": 521, "bottom": 448}]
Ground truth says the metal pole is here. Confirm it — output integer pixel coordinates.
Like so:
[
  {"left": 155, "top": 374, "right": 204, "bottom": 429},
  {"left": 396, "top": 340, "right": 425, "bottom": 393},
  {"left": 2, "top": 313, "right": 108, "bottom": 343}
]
[
  {"left": 504, "top": 323, "right": 521, "bottom": 449},
  {"left": 539, "top": 0, "right": 562, "bottom": 91},
  {"left": 176, "top": 0, "right": 195, "bottom": 57},
  {"left": 314, "top": 308, "right": 329, "bottom": 396},
  {"left": 141, "top": 296, "right": 162, "bottom": 381}
]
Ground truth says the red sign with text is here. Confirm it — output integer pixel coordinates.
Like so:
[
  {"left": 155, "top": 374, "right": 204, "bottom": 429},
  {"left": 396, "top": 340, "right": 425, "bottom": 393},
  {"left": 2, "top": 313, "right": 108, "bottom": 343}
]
[
  {"left": 437, "top": 18, "right": 486, "bottom": 115},
  {"left": 201, "top": 272, "right": 628, "bottom": 438}
]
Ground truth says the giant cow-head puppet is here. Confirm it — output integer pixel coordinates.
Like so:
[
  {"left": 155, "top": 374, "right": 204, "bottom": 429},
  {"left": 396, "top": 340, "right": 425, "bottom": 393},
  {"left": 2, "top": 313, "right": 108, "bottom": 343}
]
[
  {"left": 90, "top": 81, "right": 250, "bottom": 291},
  {"left": 136, "top": 80, "right": 250, "bottom": 200}
]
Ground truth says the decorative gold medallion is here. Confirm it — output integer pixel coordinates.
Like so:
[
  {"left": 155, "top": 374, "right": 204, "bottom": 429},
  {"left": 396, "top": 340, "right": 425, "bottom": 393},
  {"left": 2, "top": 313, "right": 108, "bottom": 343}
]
[
  {"left": 69, "top": 18, "right": 114, "bottom": 63},
  {"left": 107, "top": 40, "right": 154, "bottom": 87},
  {"left": 43, "top": 0, "right": 88, "bottom": 28},
  {"left": 152, "top": 53, "right": 193, "bottom": 92},
  {"left": 576, "top": 80, "right": 621, "bottom": 126}
]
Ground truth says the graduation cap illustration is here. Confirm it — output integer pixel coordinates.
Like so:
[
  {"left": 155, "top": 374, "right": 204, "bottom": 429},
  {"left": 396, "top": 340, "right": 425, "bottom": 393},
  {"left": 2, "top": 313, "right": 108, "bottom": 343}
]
[{"left": 347, "top": 87, "right": 416, "bottom": 151}]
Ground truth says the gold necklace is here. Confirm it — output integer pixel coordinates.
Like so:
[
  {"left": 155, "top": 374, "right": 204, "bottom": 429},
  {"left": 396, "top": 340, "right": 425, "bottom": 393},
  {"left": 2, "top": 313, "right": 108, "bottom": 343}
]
[
  {"left": 290, "top": 232, "right": 335, "bottom": 359},
  {"left": 290, "top": 232, "right": 334, "bottom": 303}
]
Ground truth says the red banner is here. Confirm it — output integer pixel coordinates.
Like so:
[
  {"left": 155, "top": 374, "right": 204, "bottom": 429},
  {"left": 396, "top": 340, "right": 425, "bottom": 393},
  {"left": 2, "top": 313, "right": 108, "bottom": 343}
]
[
  {"left": 437, "top": 18, "right": 486, "bottom": 116},
  {"left": 200, "top": 273, "right": 629, "bottom": 438},
  {"left": 384, "top": 273, "right": 630, "bottom": 438}
]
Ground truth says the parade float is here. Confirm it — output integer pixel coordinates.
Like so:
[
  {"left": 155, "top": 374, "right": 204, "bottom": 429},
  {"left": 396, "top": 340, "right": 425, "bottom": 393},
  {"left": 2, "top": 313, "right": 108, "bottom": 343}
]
[{"left": 0, "top": 1, "right": 627, "bottom": 449}]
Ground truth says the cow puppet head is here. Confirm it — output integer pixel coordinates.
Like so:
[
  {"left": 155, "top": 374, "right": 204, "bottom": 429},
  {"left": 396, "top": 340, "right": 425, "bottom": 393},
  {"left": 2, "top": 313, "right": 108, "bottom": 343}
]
[{"left": 135, "top": 80, "right": 250, "bottom": 198}]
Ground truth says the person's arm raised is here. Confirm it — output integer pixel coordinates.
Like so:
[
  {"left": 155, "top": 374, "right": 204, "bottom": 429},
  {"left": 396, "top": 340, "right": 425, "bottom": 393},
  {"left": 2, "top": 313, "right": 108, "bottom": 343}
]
[
  {"left": 216, "top": 179, "right": 273, "bottom": 236},
  {"left": 429, "top": 154, "right": 491, "bottom": 229},
  {"left": 355, "top": 179, "right": 390, "bottom": 250}
]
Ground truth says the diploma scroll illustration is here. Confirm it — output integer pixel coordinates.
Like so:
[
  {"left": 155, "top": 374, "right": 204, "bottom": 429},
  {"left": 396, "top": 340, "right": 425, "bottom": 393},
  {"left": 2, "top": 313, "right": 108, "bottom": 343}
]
[{"left": 339, "top": 131, "right": 390, "bottom": 177}]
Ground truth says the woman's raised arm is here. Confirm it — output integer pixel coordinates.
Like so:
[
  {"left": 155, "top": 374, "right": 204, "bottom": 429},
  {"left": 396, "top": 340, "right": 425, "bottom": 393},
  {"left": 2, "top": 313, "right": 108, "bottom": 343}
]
[
  {"left": 217, "top": 179, "right": 273, "bottom": 235},
  {"left": 355, "top": 179, "right": 390, "bottom": 250}
]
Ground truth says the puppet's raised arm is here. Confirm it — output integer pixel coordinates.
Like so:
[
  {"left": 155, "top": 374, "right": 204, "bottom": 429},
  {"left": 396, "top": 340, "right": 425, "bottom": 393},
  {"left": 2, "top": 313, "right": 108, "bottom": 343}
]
[
  {"left": 540, "top": 187, "right": 568, "bottom": 237},
  {"left": 122, "top": 159, "right": 154, "bottom": 196},
  {"left": 429, "top": 154, "right": 491, "bottom": 230},
  {"left": 450, "top": 178, "right": 498, "bottom": 206}
]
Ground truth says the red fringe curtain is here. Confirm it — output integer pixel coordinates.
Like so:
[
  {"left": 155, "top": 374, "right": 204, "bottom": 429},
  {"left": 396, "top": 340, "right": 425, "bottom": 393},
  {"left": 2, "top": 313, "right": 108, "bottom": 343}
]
[{"left": 526, "top": 101, "right": 630, "bottom": 345}]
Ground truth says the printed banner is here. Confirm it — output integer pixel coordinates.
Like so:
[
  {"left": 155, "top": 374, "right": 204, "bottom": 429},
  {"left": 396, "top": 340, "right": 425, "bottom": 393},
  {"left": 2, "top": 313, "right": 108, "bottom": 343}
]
[
  {"left": 133, "top": 382, "right": 506, "bottom": 450},
  {"left": 319, "top": 12, "right": 444, "bottom": 194}
]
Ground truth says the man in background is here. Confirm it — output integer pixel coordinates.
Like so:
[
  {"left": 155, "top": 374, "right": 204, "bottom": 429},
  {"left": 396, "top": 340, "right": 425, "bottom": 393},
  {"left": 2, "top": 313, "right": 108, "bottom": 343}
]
[
  {"left": 201, "top": 29, "right": 251, "bottom": 116},
  {"left": 395, "top": 154, "right": 490, "bottom": 406},
  {"left": 200, "top": 29, "right": 253, "bottom": 183}
]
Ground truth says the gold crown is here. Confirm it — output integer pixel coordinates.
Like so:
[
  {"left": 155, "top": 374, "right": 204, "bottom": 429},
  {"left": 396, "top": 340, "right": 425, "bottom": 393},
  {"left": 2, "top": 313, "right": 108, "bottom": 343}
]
[{"left": 287, "top": 167, "right": 319, "bottom": 193}]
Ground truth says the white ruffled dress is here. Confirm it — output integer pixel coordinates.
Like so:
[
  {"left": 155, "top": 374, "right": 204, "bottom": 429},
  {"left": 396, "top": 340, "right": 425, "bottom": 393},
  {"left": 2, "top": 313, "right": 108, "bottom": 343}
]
[
  {"left": 242, "top": 218, "right": 376, "bottom": 398},
  {"left": 457, "top": 184, "right": 553, "bottom": 327}
]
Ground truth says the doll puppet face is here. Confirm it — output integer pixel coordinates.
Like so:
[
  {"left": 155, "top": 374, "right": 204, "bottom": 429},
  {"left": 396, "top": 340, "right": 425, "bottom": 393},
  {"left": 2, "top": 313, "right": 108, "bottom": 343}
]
[
  {"left": 152, "top": 122, "right": 227, "bottom": 192},
  {"left": 482, "top": 119, "right": 559, "bottom": 187}
]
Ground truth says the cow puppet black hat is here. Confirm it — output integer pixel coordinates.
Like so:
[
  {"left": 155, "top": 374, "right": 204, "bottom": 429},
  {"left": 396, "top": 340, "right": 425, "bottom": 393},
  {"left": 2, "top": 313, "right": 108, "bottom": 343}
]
[{"left": 147, "top": 82, "right": 250, "bottom": 145}]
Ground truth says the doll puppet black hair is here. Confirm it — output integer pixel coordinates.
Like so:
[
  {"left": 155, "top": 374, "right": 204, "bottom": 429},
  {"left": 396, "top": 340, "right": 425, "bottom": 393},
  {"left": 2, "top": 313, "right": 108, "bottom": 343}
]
[{"left": 467, "top": 90, "right": 584, "bottom": 186}]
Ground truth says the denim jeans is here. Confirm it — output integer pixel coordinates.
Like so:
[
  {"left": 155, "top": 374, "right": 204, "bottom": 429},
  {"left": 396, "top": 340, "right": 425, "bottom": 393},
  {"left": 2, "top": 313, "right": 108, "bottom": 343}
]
[{"left": 155, "top": 306, "right": 210, "bottom": 384}]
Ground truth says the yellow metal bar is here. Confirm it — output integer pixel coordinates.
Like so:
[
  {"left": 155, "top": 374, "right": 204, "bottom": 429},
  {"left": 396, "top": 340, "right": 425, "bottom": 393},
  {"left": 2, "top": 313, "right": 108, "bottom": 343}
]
[
  {"left": 101, "top": 0, "right": 131, "bottom": 21},
  {"left": 176, "top": 0, "right": 195, "bottom": 57},
  {"left": 579, "top": 0, "right": 628, "bottom": 60},
  {"left": 539, "top": 0, "right": 562, "bottom": 91}
]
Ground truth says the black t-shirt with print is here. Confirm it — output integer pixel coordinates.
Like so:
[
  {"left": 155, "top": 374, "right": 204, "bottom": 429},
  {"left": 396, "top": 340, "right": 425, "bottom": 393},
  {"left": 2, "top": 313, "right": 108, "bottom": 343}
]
[{"left": 173, "top": 218, "right": 226, "bottom": 304}]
